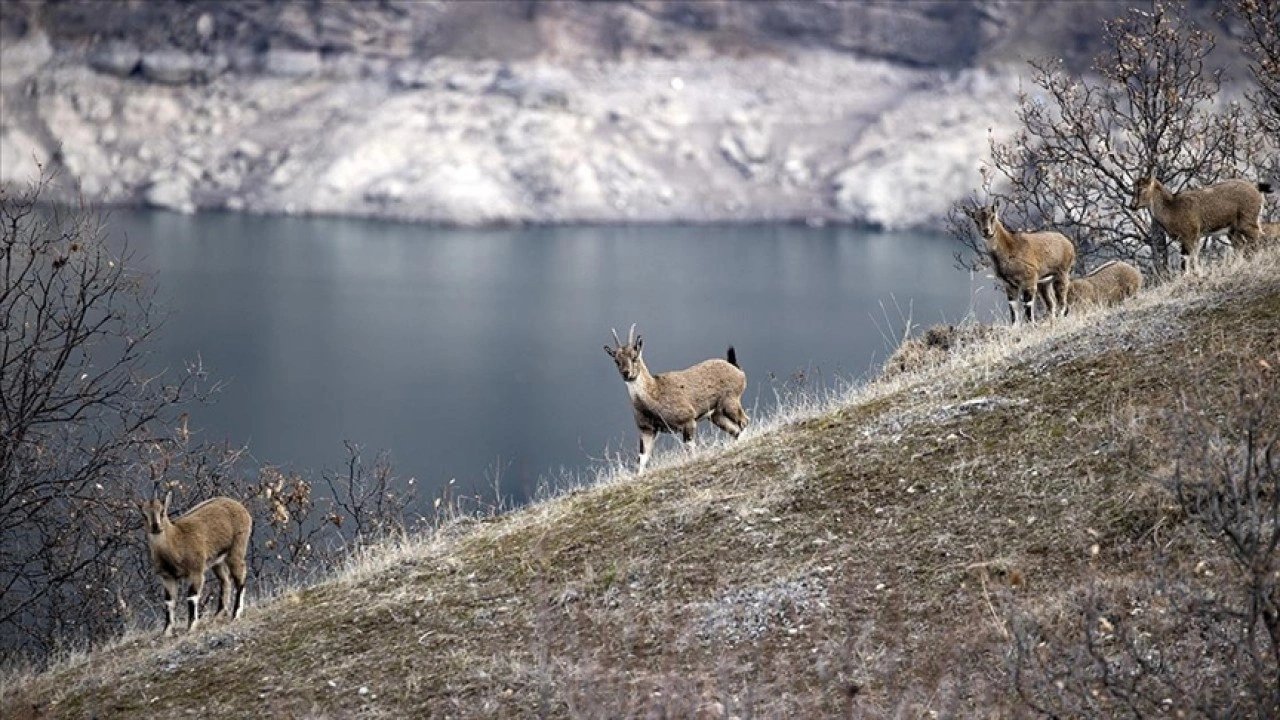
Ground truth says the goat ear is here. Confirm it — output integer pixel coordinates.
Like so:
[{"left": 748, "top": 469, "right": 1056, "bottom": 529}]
[
  {"left": 162, "top": 491, "right": 171, "bottom": 516},
  {"left": 992, "top": 199, "right": 1000, "bottom": 215},
  {"left": 634, "top": 335, "right": 643, "bottom": 352},
  {"left": 604, "top": 345, "right": 616, "bottom": 357}
]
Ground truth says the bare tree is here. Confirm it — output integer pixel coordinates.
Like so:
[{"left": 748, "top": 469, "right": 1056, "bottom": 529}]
[
  {"left": 0, "top": 173, "right": 214, "bottom": 662},
  {"left": 1, "top": 174, "right": 419, "bottom": 666},
  {"left": 323, "top": 442, "right": 414, "bottom": 546},
  {"left": 1232, "top": 0, "right": 1280, "bottom": 186},
  {"left": 953, "top": 1, "right": 1266, "bottom": 281}
]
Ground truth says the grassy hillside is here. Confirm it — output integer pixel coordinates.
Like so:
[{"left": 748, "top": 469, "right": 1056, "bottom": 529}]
[{"left": 4, "top": 250, "right": 1279, "bottom": 718}]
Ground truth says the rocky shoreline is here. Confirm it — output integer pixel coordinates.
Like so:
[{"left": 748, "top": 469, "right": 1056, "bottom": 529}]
[
  {"left": 2, "top": 28, "right": 1025, "bottom": 230},
  {"left": 11, "top": 0, "right": 1215, "bottom": 230}
]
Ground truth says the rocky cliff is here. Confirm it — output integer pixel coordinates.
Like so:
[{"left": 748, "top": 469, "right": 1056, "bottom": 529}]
[{"left": 0, "top": 0, "right": 1243, "bottom": 229}]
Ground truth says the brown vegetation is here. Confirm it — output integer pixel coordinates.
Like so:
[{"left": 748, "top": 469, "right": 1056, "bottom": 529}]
[
  {"left": 6, "top": 242, "right": 1277, "bottom": 719},
  {"left": 880, "top": 323, "right": 1001, "bottom": 378}
]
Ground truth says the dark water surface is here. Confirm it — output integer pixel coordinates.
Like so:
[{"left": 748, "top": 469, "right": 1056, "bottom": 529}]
[{"left": 107, "top": 211, "right": 999, "bottom": 503}]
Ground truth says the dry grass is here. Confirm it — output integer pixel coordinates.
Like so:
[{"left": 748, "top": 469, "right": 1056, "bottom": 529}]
[{"left": 4, "top": 248, "right": 1279, "bottom": 719}]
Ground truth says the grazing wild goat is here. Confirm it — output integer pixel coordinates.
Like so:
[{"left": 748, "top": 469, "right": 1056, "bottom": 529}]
[
  {"left": 1129, "top": 175, "right": 1272, "bottom": 274},
  {"left": 964, "top": 202, "right": 1076, "bottom": 325},
  {"left": 141, "top": 492, "right": 253, "bottom": 636},
  {"left": 604, "top": 324, "right": 749, "bottom": 473},
  {"left": 1066, "top": 260, "right": 1143, "bottom": 312}
]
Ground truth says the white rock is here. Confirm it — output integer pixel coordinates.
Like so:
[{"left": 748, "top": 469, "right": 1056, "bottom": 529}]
[
  {"left": 235, "top": 139, "right": 264, "bottom": 160},
  {"left": 196, "top": 13, "right": 214, "bottom": 41},
  {"left": 0, "top": 127, "right": 50, "bottom": 185},
  {"left": 146, "top": 175, "right": 195, "bottom": 214},
  {"left": 264, "top": 49, "right": 322, "bottom": 78}
]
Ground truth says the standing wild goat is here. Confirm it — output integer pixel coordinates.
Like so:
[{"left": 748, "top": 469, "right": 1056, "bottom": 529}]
[
  {"left": 1129, "top": 175, "right": 1272, "bottom": 274},
  {"left": 964, "top": 202, "right": 1076, "bottom": 325},
  {"left": 141, "top": 492, "right": 252, "bottom": 636},
  {"left": 1066, "top": 260, "right": 1143, "bottom": 312},
  {"left": 604, "top": 324, "right": 749, "bottom": 473}
]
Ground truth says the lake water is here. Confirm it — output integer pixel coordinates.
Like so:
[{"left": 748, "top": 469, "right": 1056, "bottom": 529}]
[{"left": 106, "top": 211, "right": 1000, "bottom": 505}]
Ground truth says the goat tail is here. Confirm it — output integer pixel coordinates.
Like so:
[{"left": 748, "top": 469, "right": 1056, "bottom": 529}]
[
  {"left": 1259, "top": 182, "right": 1274, "bottom": 194},
  {"left": 726, "top": 346, "right": 739, "bottom": 368}
]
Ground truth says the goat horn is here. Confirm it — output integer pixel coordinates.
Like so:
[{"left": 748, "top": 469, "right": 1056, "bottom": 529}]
[
  {"left": 627, "top": 323, "right": 636, "bottom": 346},
  {"left": 611, "top": 327, "right": 622, "bottom": 346}
]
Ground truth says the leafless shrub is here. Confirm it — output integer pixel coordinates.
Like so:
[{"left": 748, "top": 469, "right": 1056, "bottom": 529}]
[
  {"left": 880, "top": 322, "right": 1000, "bottom": 379},
  {"left": 321, "top": 442, "right": 414, "bottom": 546},
  {"left": 0, "top": 174, "right": 416, "bottom": 666},
  {"left": 1010, "top": 354, "right": 1280, "bottom": 718},
  {"left": 0, "top": 174, "right": 213, "bottom": 663},
  {"left": 953, "top": 1, "right": 1265, "bottom": 281}
]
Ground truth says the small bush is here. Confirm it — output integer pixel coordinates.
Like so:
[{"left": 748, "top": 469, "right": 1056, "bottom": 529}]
[{"left": 1010, "top": 354, "right": 1279, "bottom": 718}]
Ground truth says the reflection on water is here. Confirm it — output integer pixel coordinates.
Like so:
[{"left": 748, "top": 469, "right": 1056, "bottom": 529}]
[{"left": 107, "top": 211, "right": 1000, "bottom": 503}]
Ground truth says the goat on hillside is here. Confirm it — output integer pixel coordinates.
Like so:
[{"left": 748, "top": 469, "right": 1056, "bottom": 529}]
[
  {"left": 1129, "top": 175, "right": 1272, "bottom": 274},
  {"left": 141, "top": 492, "right": 253, "bottom": 636},
  {"left": 964, "top": 202, "right": 1076, "bottom": 325},
  {"left": 604, "top": 324, "right": 748, "bottom": 473},
  {"left": 1066, "top": 260, "right": 1143, "bottom": 312}
]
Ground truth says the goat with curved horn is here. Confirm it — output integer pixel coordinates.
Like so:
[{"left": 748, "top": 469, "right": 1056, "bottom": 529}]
[{"left": 604, "top": 325, "right": 748, "bottom": 473}]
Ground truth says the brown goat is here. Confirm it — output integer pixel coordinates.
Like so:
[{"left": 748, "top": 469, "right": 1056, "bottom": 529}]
[
  {"left": 604, "top": 324, "right": 749, "bottom": 473},
  {"left": 141, "top": 492, "right": 252, "bottom": 636},
  {"left": 964, "top": 202, "right": 1077, "bottom": 325},
  {"left": 1129, "top": 175, "right": 1272, "bottom": 273},
  {"left": 1066, "top": 260, "right": 1143, "bottom": 312}
]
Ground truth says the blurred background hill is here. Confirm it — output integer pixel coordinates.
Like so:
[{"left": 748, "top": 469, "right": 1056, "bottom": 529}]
[{"left": 0, "top": 0, "right": 1253, "bottom": 228}]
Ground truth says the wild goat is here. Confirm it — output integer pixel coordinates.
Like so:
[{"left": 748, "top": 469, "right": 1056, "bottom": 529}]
[
  {"left": 604, "top": 324, "right": 749, "bottom": 473},
  {"left": 141, "top": 492, "right": 253, "bottom": 636},
  {"left": 1129, "top": 175, "right": 1272, "bottom": 274},
  {"left": 964, "top": 202, "right": 1076, "bottom": 325},
  {"left": 1066, "top": 260, "right": 1143, "bottom": 312}
]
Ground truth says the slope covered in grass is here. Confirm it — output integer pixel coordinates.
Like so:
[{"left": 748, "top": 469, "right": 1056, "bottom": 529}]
[{"left": 5, "top": 249, "right": 1279, "bottom": 718}]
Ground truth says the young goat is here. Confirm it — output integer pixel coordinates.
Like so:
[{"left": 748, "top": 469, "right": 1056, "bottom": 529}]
[
  {"left": 1129, "top": 175, "right": 1272, "bottom": 274},
  {"left": 141, "top": 492, "right": 253, "bottom": 636},
  {"left": 1066, "top": 260, "right": 1143, "bottom": 312},
  {"left": 964, "top": 202, "right": 1076, "bottom": 325},
  {"left": 604, "top": 324, "right": 749, "bottom": 473}
]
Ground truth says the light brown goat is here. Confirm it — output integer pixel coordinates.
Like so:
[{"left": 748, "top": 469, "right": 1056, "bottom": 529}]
[
  {"left": 1066, "top": 260, "right": 1143, "bottom": 312},
  {"left": 604, "top": 324, "right": 749, "bottom": 473},
  {"left": 964, "top": 202, "right": 1076, "bottom": 325},
  {"left": 141, "top": 493, "right": 252, "bottom": 636},
  {"left": 1129, "top": 175, "right": 1272, "bottom": 274}
]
